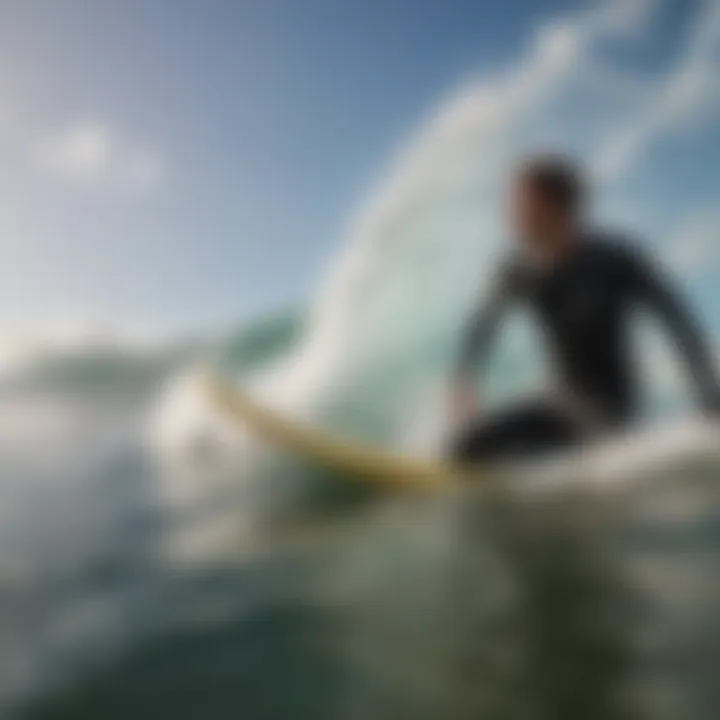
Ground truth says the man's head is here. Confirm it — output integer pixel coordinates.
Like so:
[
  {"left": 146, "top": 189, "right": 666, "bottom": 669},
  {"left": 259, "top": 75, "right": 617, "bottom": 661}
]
[{"left": 509, "top": 154, "right": 587, "bottom": 257}]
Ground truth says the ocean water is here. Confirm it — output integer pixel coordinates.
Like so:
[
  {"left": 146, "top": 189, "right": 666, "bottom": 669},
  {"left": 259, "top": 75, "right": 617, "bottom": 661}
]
[{"left": 0, "top": 311, "right": 718, "bottom": 720}]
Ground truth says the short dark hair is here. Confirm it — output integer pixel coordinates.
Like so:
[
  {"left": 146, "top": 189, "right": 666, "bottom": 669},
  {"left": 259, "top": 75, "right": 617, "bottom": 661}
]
[{"left": 517, "top": 154, "right": 586, "bottom": 213}]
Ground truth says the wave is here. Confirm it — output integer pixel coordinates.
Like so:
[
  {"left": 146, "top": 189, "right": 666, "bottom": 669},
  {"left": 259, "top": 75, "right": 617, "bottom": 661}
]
[{"left": 0, "top": 309, "right": 299, "bottom": 397}]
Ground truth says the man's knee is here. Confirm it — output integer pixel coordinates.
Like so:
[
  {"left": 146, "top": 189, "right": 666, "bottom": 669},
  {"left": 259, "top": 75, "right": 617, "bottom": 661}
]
[{"left": 447, "top": 401, "right": 580, "bottom": 464}]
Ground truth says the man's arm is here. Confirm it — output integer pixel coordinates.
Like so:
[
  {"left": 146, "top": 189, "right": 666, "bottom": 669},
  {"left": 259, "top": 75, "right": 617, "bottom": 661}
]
[
  {"left": 627, "top": 247, "right": 720, "bottom": 414},
  {"left": 450, "top": 262, "right": 520, "bottom": 421},
  {"left": 456, "top": 285, "right": 510, "bottom": 382}
]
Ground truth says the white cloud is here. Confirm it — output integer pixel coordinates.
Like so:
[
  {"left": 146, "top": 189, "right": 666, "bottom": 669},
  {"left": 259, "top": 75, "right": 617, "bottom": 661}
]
[{"left": 32, "top": 120, "right": 163, "bottom": 192}]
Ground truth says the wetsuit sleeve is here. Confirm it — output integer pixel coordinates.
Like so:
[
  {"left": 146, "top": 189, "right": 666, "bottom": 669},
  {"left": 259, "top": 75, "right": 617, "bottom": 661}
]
[
  {"left": 627, "top": 248, "right": 720, "bottom": 411},
  {"left": 455, "top": 262, "right": 522, "bottom": 381}
]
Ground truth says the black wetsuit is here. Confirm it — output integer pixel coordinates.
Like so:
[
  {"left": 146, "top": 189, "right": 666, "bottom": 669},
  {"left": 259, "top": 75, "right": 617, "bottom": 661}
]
[{"left": 452, "top": 232, "right": 719, "bottom": 463}]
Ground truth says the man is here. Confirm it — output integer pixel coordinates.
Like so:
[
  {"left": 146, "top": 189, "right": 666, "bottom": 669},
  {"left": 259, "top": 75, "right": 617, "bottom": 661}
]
[{"left": 450, "top": 155, "right": 719, "bottom": 463}]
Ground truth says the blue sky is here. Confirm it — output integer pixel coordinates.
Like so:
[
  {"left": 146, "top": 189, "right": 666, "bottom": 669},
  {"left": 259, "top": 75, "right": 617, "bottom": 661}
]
[{"left": 0, "top": 0, "right": 717, "bottom": 337}]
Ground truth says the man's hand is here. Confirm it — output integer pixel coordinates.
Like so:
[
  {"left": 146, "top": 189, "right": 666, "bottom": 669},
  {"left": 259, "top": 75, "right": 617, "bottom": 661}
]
[
  {"left": 448, "top": 378, "right": 479, "bottom": 428},
  {"left": 701, "top": 384, "right": 720, "bottom": 419}
]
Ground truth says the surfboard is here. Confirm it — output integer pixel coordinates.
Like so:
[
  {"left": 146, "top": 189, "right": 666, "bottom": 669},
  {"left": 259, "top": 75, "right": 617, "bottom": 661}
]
[{"left": 202, "top": 372, "right": 462, "bottom": 490}]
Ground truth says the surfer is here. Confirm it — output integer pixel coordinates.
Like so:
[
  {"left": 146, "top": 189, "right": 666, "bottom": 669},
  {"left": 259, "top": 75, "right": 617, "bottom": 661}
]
[{"left": 450, "top": 154, "right": 720, "bottom": 463}]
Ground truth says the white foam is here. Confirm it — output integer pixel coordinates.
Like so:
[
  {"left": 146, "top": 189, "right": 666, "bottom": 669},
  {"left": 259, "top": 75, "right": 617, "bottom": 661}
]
[{"left": 525, "top": 419, "right": 720, "bottom": 492}]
